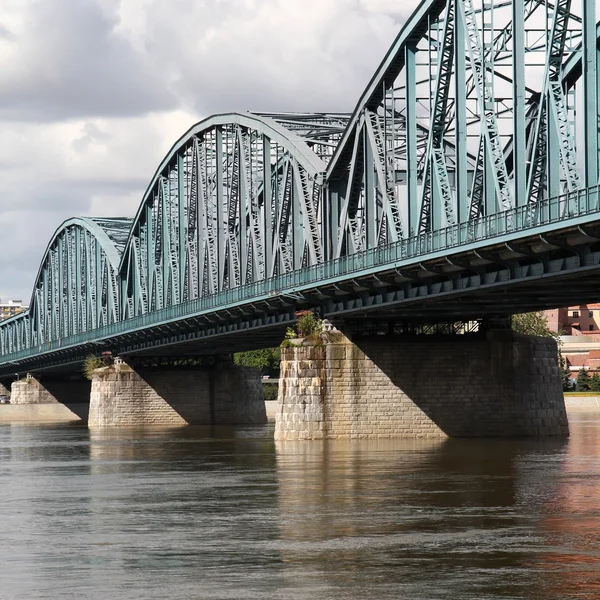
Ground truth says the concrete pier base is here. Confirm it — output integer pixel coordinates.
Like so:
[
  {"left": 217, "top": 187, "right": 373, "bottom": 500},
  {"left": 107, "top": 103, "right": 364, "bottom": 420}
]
[
  {"left": 275, "top": 331, "right": 569, "bottom": 440},
  {"left": 89, "top": 361, "right": 266, "bottom": 427}
]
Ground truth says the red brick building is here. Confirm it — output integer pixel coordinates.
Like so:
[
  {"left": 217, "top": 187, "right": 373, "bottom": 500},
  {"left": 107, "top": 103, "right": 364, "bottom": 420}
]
[
  {"left": 543, "top": 305, "right": 600, "bottom": 379},
  {"left": 545, "top": 304, "right": 600, "bottom": 337}
]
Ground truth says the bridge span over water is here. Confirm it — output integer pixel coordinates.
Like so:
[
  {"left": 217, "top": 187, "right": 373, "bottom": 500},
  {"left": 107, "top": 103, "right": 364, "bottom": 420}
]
[{"left": 2, "top": 0, "right": 600, "bottom": 379}]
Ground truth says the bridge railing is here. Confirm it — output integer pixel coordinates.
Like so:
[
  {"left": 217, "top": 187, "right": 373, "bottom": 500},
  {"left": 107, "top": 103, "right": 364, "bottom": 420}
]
[{"left": 2, "top": 185, "right": 600, "bottom": 365}]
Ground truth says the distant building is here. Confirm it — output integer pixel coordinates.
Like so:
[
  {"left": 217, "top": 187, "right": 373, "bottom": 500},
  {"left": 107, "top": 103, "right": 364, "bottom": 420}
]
[
  {"left": 545, "top": 304, "right": 600, "bottom": 336},
  {"left": 543, "top": 305, "right": 600, "bottom": 382},
  {"left": 0, "top": 299, "right": 27, "bottom": 321}
]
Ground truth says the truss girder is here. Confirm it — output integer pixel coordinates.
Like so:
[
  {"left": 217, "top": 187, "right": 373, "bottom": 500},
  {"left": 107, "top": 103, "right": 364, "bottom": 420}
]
[
  {"left": 119, "top": 113, "right": 329, "bottom": 319},
  {"left": 418, "top": 0, "right": 457, "bottom": 233},
  {"left": 528, "top": 0, "right": 583, "bottom": 202},
  {"left": 328, "top": 0, "right": 596, "bottom": 256},
  {"left": 0, "top": 218, "right": 127, "bottom": 355},
  {"left": 3, "top": 0, "right": 600, "bottom": 361}
]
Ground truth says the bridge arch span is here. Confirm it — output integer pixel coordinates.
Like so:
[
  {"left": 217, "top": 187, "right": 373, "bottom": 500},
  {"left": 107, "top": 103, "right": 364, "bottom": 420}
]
[
  {"left": 119, "top": 112, "right": 343, "bottom": 319},
  {"left": 326, "top": 0, "right": 596, "bottom": 256},
  {"left": 27, "top": 217, "right": 132, "bottom": 347}
]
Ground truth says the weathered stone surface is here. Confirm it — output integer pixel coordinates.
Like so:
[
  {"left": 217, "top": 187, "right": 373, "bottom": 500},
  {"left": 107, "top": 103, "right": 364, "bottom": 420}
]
[
  {"left": 275, "top": 331, "right": 569, "bottom": 440},
  {"left": 89, "top": 362, "right": 266, "bottom": 427},
  {"left": 11, "top": 378, "right": 60, "bottom": 404}
]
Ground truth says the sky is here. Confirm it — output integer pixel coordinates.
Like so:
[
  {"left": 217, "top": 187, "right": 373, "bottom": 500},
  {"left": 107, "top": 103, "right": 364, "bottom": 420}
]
[{"left": 0, "top": 0, "right": 416, "bottom": 304}]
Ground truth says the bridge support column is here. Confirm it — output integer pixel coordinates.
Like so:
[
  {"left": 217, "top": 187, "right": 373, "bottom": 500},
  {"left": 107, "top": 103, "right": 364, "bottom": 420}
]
[
  {"left": 11, "top": 377, "right": 59, "bottom": 404},
  {"left": 0, "top": 382, "right": 10, "bottom": 398},
  {"left": 275, "top": 331, "right": 569, "bottom": 440},
  {"left": 10, "top": 377, "right": 90, "bottom": 405},
  {"left": 88, "top": 360, "right": 266, "bottom": 427},
  {"left": 7, "top": 377, "right": 90, "bottom": 421}
]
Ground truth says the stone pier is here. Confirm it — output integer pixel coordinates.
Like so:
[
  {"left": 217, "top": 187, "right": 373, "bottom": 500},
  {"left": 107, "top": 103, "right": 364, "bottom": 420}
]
[
  {"left": 11, "top": 377, "right": 59, "bottom": 404},
  {"left": 0, "top": 382, "right": 10, "bottom": 398},
  {"left": 11, "top": 377, "right": 90, "bottom": 405},
  {"left": 7, "top": 377, "right": 91, "bottom": 422},
  {"left": 275, "top": 331, "right": 569, "bottom": 440},
  {"left": 89, "top": 360, "right": 266, "bottom": 427}
]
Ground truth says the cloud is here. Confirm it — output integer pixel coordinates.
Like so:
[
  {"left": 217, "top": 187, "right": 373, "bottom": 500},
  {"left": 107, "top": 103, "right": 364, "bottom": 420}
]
[
  {"left": 0, "top": 0, "right": 417, "bottom": 302},
  {"left": 0, "top": 0, "right": 177, "bottom": 122},
  {"left": 0, "top": 23, "right": 14, "bottom": 40},
  {"left": 0, "top": 110, "right": 197, "bottom": 302},
  {"left": 140, "top": 0, "right": 409, "bottom": 115}
]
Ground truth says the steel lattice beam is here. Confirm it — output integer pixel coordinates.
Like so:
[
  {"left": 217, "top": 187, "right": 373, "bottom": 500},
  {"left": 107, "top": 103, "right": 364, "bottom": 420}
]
[{"left": 2, "top": 1, "right": 600, "bottom": 366}]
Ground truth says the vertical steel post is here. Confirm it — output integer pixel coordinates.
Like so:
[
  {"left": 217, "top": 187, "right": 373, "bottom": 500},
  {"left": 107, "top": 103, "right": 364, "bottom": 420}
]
[
  {"left": 455, "top": 4, "right": 468, "bottom": 225},
  {"left": 512, "top": 0, "right": 527, "bottom": 206},
  {"left": 405, "top": 45, "right": 418, "bottom": 235},
  {"left": 216, "top": 127, "right": 225, "bottom": 291},
  {"left": 364, "top": 124, "right": 377, "bottom": 248},
  {"left": 178, "top": 153, "right": 186, "bottom": 300},
  {"left": 263, "top": 136, "right": 273, "bottom": 279},
  {"left": 75, "top": 228, "right": 81, "bottom": 330},
  {"left": 146, "top": 204, "right": 153, "bottom": 312},
  {"left": 329, "top": 180, "right": 340, "bottom": 261},
  {"left": 583, "top": 0, "right": 599, "bottom": 188}
]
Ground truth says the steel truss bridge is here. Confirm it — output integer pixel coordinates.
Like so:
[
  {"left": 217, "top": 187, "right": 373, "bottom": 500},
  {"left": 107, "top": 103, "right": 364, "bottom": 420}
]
[{"left": 2, "top": 0, "right": 600, "bottom": 376}]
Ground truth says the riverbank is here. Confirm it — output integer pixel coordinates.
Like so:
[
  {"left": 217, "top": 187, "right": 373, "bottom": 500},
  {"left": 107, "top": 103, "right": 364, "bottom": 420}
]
[{"left": 563, "top": 394, "right": 600, "bottom": 410}]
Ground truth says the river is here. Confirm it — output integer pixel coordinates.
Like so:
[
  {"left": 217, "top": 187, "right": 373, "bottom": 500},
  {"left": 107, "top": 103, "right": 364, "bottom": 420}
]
[{"left": 0, "top": 411, "right": 599, "bottom": 599}]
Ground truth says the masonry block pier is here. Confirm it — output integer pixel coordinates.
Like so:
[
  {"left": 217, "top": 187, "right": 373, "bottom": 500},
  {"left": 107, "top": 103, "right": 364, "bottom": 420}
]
[
  {"left": 275, "top": 331, "right": 569, "bottom": 440},
  {"left": 11, "top": 377, "right": 91, "bottom": 405},
  {"left": 6, "top": 376, "right": 91, "bottom": 422},
  {"left": 0, "top": 382, "right": 10, "bottom": 398},
  {"left": 88, "top": 360, "right": 266, "bottom": 427}
]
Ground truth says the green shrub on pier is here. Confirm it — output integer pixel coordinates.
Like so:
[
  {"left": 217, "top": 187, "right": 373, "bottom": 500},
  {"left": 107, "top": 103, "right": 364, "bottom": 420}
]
[{"left": 83, "top": 355, "right": 104, "bottom": 380}]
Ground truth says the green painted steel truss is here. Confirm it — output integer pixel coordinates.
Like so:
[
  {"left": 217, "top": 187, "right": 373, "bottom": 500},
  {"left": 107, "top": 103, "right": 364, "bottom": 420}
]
[{"left": 2, "top": 0, "right": 600, "bottom": 366}]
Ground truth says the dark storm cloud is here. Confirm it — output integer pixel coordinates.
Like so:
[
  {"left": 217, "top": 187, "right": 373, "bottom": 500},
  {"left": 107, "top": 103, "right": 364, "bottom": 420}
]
[{"left": 0, "top": 0, "right": 177, "bottom": 122}]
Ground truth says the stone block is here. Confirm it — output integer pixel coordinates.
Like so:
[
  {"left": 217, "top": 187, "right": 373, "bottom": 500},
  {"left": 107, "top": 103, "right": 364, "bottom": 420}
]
[
  {"left": 275, "top": 332, "right": 568, "bottom": 440},
  {"left": 89, "top": 362, "right": 265, "bottom": 427}
]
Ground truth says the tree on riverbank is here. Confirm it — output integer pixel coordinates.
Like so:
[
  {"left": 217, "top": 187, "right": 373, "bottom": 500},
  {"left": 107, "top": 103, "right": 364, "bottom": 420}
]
[
  {"left": 233, "top": 348, "right": 280, "bottom": 378},
  {"left": 559, "top": 353, "right": 572, "bottom": 391},
  {"left": 511, "top": 312, "right": 554, "bottom": 337},
  {"left": 577, "top": 368, "right": 591, "bottom": 391}
]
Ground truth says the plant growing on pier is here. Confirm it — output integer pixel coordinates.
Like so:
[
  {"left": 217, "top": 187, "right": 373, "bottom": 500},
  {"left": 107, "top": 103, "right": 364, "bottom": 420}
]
[
  {"left": 281, "top": 311, "right": 322, "bottom": 343},
  {"left": 82, "top": 355, "right": 105, "bottom": 380},
  {"left": 296, "top": 311, "right": 322, "bottom": 338}
]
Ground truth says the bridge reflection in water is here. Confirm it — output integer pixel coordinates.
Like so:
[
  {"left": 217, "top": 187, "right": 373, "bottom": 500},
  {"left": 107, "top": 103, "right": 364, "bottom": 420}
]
[{"left": 0, "top": 416, "right": 599, "bottom": 597}]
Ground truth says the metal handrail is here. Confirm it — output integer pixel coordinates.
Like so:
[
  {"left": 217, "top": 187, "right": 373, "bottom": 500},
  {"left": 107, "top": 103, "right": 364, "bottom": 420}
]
[{"left": 2, "top": 185, "right": 599, "bottom": 364}]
